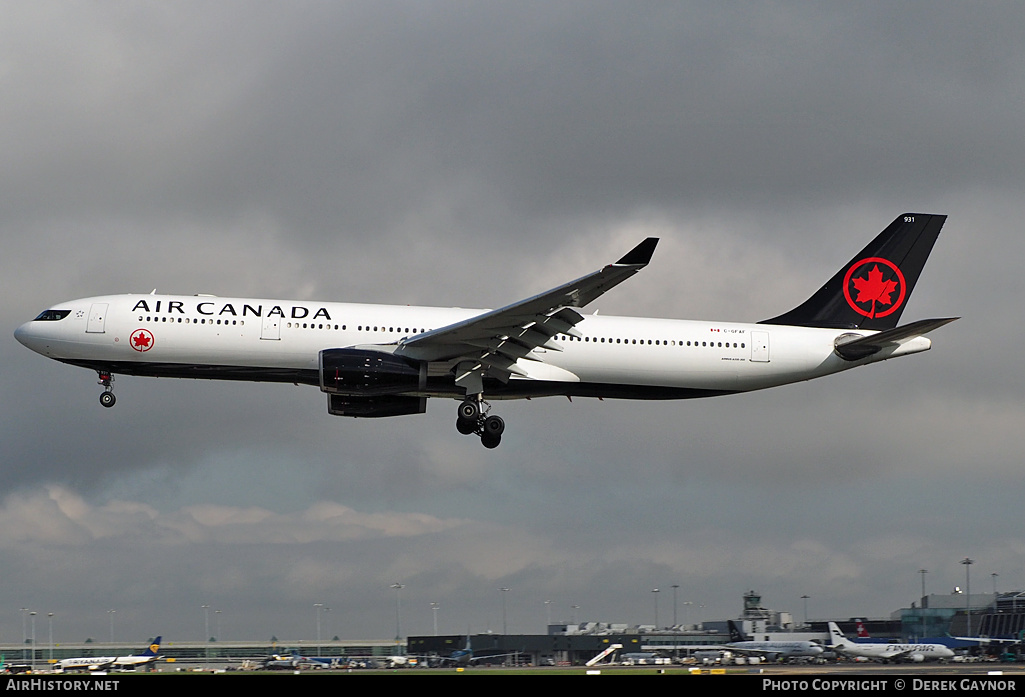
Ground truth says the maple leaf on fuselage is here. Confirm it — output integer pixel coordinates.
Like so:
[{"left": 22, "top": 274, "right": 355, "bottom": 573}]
[
  {"left": 851, "top": 264, "right": 898, "bottom": 318},
  {"left": 133, "top": 333, "right": 152, "bottom": 348}
]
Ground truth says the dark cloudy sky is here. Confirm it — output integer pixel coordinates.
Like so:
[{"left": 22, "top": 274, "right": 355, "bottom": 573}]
[{"left": 3, "top": 2, "right": 1023, "bottom": 644}]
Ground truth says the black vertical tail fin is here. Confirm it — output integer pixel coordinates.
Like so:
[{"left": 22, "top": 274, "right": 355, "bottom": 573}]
[
  {"left": 727, "top": 620, "right": 749, "bottom": 642},
  {"left": 760, "top": 214, "right": 946, "bottom": 330}
]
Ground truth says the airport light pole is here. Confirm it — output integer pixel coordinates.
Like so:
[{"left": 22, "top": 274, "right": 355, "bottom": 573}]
[
  {"left": 107, "top": 609, "right": 115, "bottom": 644},
  {"left": 20, "top": 608, "right": 28, "bottom": 662},
  {"left": 315, "top": 603, "right": 323, "bottom": 655},
  {"left": 918, "top": 569, "right": 928, "bottom": 639},
  {"left": 652, "top": 588, "right": 660, "bottom": 629},
  {"left": 431, "top": 602, "right": 440, "bottom": 636},
  {"left": 992, "top": 573, "right": 1000, "bottom": 622},
  {"left": 202, "top": 604, "right": 210, "bottom": 660},
  {"left": 544, "top": 600, "right": 553, "bottom": 631},
  {"left": 30, "top": 611, "right": 37, "bottom": 672},
  {"left": 391, "top": 583, "right": 404, "bottom": 645},
  {"left": 961, "top": 558, "right": 974, "bottom": 637},
  {"left": 216, "top": 609, "right": 222, "bottom": 641},
  {"left": 315, "top": 604, "right": 329, "bottom": 657},
  {"left": 672, "top": 585, "right": 680, "bottom": 627},
  {"left": 48, "top": 613, "right": 54, "bottom": 663},
  {"left": 801, "top": 595, "right": 810, "bottom": 629},
  {"left": 500, "top": 588, "right": 510, "bottom": 635}
]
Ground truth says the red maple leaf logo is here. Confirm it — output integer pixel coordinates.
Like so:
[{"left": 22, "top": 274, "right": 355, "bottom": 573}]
[
  {"left": 851, "top": 264, "right": 898, "bottom": 318},
  {"left": 842, "top": 257, "right": 907, "bottom": 320},
  {"left": 130, "top": 329, "right": 154, "bottom": 352}
]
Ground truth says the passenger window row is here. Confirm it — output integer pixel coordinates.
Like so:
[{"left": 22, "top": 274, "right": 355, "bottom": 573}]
[
  {"left": 560, "top": 335, "right": 745, "bottom": 349},
  {"left": 134, "top": 316, "right": 744, "bottom": 350},
  {"left": 139, "top": 316, "right": 244, "bottom": 326}
]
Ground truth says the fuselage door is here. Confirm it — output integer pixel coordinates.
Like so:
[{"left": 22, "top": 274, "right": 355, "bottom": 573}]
[
  {"left": 750, "top": 330, "right": 769, "bottom": 362},
  {"left": 86, "top": 303, "right": 108, "bottom": 333},
  {"left": 261, "top": 315, "right": 281, "bottom": 340}
]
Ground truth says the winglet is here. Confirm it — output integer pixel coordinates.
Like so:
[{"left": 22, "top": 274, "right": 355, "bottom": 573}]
[{"left": 615, "top": 238, "right": 659, "bottom": 266}]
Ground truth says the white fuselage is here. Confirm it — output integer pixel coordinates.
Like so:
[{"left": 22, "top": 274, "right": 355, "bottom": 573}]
[
  {"left": 836, "top": 640, "right": 955, "bottom": 662},
  {"left": 725, "top": 640, "right": 824, "bottom": 658},
  {"left": 15, "top": 293, "right": 933, "bottom": 402},
  {"left": 827, "top": 624, "right": 954, "bottom": 662},
  {"left": 56, "top": 654, "right": 157, "bottom": 672}
]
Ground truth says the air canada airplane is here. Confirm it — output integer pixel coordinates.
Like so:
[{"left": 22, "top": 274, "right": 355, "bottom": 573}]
[{"left": 16, "top": 214, "right": 954, "bottom": 449}]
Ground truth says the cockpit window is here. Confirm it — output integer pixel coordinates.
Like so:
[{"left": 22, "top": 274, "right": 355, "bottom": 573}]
[{"left": 33, "top": 309, "right": 71, "bottom": 321}]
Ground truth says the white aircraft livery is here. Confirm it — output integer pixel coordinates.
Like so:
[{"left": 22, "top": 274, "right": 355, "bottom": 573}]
[
  {"left": 828, "top": 622, "right": 954, "bottom": 663},
  {"left": 723, "top": 620, "right": 823, "bottom": 660},
  {"left": 16, "top": 214, "right": 954, "bottom": 448},
  {"left": 56, "top": 636, "right": 162, "bottom": 672}
]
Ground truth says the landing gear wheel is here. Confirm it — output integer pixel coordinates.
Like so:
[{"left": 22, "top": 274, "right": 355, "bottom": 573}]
[
  {"left": 97, "top": 372, "right": 116, "bottom": 408},
  {"left": 483, "top": 415, "right": 505, "bottom": 437},
  {"left": 458, "top": 399, "right": 481, "bottom": 422},
  {"left": 456, "top": 396, "right": 504, "bottom": 447}
]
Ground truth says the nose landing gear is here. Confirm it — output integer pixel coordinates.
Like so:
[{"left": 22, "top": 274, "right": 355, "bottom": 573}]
[
  {"left": 97, "top": 372, "right": 116, "bottom": 408},
  {"left": 456, "top": 397, "right": 506, "bottom": 448}
]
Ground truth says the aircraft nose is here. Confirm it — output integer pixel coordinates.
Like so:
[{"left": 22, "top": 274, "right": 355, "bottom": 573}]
[
  {"left": 14, "top": 320, "right": 47, "bottom": 354},
  {"left": 14, "top": 321, "right": 32, "bottom": 348}
]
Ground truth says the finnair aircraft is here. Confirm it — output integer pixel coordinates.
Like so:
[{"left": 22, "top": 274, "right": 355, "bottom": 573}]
[
  {"left": 723, "top": 620, "right": 823, "bottom": 661},
  {"left": 16, "top": 214, "right": 954, "bottom": 448},
  {"left": 828, "top": 622, "right": 954, "bottom": 663}
]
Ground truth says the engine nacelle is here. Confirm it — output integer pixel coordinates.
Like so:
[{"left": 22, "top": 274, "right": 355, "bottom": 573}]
[
  {"left": 327, "top": 394, "right": 427, "bottom": 418},
  {"left": 319, "top": 348, "right": 426, "bottom": 396}
]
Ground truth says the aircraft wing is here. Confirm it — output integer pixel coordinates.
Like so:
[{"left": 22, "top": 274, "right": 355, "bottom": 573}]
[
  {"left": 885, "top": 648, "right": 917, "bottom": 661},
  {"left": 467, "top": 651, "right": 524, "bottom": 663},
  {"left": 719, "top": 646, "right": 779, "bottom": 660},
  {"left": 396, "top": 238, "right": 658, "bottom": 382},
  {"left": 59, "top": 658, "right": 116, "bottom": 671},
  {"left": 949, "top": 635, "right": 1016, "bottom": 645}
]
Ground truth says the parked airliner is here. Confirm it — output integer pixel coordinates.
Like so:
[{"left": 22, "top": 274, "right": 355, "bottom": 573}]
[
  {"left": 55, "top": 636, "right": 162, "bottom": 672},
  {"left": 15, "top": 214, "right": 954, "bottom": 448},
  {"left": 723, "top": 620, "right": 823, "bottom": 661},
  {"left": 828, "top": 622, "right": 954, "bottom": 663}
]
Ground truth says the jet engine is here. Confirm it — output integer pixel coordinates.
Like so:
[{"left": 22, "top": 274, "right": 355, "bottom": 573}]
[{"left": 320, "top": 348, "right": 427, "bottom": 418}]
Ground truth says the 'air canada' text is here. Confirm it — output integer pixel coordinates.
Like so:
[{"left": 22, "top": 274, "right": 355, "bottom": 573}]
[{"left": 132, "top": 299, "right": 332, "bottom": 320}]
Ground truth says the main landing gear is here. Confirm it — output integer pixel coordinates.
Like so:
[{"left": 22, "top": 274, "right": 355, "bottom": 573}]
[
  {"left": 97, "top": 371, "right": 116, "bottom": 408},
  {"left": 456, "top": 397, "right": 505, "bottom": 449}
]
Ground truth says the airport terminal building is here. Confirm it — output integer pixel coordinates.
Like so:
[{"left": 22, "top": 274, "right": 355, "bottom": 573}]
[
  {"left": 3, "top": 589, "right": 1022, "bottom": 669},
  {"left": 408, "top": 590, "right": 1025, "bottom": 666}
]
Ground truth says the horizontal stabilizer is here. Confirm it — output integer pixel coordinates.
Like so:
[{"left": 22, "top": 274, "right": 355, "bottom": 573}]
[{"left": 834, "top": 317, "right": 958, "bottom": 360}]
